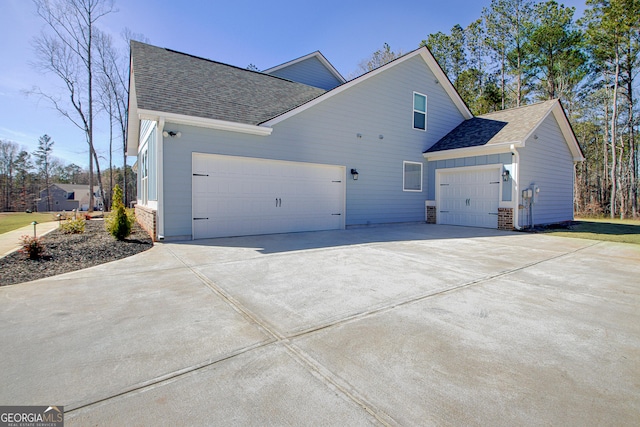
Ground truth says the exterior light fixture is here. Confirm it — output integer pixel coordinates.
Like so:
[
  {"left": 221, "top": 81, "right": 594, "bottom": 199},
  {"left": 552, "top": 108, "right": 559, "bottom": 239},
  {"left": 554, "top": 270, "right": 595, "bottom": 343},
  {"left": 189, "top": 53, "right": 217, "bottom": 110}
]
[
  {"left": 162, "top": 131, "right": 182, "bottom": 138},
  {"left": 357, "top": 133, "right": 362, "bottom": 139},
  {"left": 351, "top": 169, "right": 359, "bottom": 180},
  {"left": 502, "top": 169, "right": 510, "bottom": 182}
]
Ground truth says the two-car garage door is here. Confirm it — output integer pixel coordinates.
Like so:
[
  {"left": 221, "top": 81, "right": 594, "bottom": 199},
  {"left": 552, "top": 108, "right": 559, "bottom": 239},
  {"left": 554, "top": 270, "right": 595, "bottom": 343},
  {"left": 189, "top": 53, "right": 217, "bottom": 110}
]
[
  {"left": 437, "top": 167, "right": 501, "bottom": 229},
  {"left": 192, "top": 153, "right": 345, "bottom": 239}
]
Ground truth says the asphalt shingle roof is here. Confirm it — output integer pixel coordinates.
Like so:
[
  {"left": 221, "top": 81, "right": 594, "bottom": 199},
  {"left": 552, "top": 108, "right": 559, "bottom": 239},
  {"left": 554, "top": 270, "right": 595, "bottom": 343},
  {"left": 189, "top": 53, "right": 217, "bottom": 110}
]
[
  {"left": 425, "top": 100, "right": 558, "bottom": 153},
  {"left": 131, "top": 41, "right": 327, "bottom": 125}
]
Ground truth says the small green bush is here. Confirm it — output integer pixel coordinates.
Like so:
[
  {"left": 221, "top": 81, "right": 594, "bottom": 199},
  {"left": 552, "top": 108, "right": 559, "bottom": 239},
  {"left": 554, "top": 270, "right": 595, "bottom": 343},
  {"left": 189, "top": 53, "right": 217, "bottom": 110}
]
[
  {"left": 60, "top": 217, "right": 86, "bottom": 234},
  {"left": 19, "top": 235, "right": 45, "bottom": 260},
  {"left": 105, "top": 184, "right": 134, "bottom": 240}
]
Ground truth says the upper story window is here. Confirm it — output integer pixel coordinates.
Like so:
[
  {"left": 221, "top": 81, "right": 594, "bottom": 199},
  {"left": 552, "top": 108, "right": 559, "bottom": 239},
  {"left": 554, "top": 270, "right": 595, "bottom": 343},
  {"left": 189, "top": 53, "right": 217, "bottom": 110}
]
[{"left": 413, "top": 92, "right": 427, "bottom": 131}]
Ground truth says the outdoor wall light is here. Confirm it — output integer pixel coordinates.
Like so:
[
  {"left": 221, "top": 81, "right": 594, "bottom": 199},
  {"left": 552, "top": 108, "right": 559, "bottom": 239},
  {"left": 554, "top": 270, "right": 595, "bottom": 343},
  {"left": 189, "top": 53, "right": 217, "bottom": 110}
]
[
  {"left": 502, "top": 169, "right": 510, "bottom": 182},
  {"left": 162, "top": 131, "right": 182, "bottom": 138},
  {"left": 357, "top": 133, "right": 362, "bottom": 139},
  {"left": 351, "top": 169, "right": 359, "bottom": 180}
]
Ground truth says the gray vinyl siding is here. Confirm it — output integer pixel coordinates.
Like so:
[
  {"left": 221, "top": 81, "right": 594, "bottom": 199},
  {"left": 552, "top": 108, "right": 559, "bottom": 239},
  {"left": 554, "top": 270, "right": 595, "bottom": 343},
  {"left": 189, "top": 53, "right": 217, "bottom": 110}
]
[
  {"left": 161, "top": 55, "right": 465, "bottom": 238},
  {"left": 266, "top": 56, "right": 342, "bottom": 90},
  {"left": 140, "top": 119, "right": 154, "bottom": 142},
  {"left": 517, "top": 114, "right": 574, "bottom": 227},
  {"left": 426, "top": 153, "right": 512, "bottom": 201}
]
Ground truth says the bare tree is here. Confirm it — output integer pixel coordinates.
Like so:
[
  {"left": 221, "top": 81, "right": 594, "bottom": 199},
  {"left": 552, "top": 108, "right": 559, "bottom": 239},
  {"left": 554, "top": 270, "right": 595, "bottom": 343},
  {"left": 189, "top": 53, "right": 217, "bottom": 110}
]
[
  {"left": 31, "top": 0, "right": 115, "bottom": 212},
  {"left": 353, "top": 43, "right": 404, "bottom": 77}
]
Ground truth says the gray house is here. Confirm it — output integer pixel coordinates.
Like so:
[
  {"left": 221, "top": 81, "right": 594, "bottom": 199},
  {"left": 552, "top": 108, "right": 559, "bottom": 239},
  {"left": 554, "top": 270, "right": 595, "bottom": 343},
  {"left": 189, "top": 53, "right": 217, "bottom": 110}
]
[
  {"left": 127, "top": 41, "right": 583, "bottom": 241},
  {"left": 37, "top": 184, "right": 103, "bottom": 212}
]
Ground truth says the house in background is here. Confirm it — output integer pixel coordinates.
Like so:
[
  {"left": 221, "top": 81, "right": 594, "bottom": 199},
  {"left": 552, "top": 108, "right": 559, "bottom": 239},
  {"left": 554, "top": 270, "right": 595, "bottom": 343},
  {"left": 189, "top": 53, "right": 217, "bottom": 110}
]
[
  {"left": 127, "top": 41, "right": 583, "bottom": 241},
  {"left": 37, "top": 184, "right": 103, "bottom": 212}
]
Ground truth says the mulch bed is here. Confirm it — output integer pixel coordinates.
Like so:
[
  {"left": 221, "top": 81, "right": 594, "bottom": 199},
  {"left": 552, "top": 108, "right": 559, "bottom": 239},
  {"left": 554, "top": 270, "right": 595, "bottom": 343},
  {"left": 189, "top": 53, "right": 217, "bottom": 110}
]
[{"left": 0, "top": 220, "right": 153, "bottom": 287}]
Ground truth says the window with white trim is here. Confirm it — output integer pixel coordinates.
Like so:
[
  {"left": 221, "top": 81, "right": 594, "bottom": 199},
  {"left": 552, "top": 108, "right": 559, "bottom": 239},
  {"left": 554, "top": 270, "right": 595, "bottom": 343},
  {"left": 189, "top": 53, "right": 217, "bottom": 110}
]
[
  {"left": 413, "top": 92, "right": 427, "bottom": 131},
  {"left": 403, "top": 161, "right": 423, "bottom": 192},
  {"left": 141, "top": 149, "right": 148, "bottom": 205}
]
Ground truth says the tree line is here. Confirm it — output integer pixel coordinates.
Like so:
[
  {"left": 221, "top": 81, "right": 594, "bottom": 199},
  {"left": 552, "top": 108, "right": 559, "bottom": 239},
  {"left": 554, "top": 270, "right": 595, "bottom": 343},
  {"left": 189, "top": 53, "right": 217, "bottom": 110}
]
[
  {"left": 366, "top": 0, "right": 639, "bottom": 218},
  {"left": 0, "top": 136, "right": 135, "bottom": 212}
]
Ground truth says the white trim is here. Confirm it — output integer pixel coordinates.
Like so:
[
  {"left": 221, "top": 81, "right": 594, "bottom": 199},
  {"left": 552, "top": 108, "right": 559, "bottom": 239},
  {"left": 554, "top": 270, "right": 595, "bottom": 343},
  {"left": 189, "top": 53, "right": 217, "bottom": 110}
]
[
  {"left": 137, "top": 109, "right": 273, "bottom": 136},
  {"left": 425, "top": 200, "right": 436, "bottom": 207},
  {"left": 263, "top": 51, "right": 346, "bottom": 84},
  {"left": 262, "top": 47, "right": 473, "bottom": 127},
  {"left": 423, "top": 141, "right": 521, "bottom": 161},
  {"left": 157, "top": 118, "right": 165, "bottom": 240},
  {"left": 403, "top": 161, "right": 423, "bottom": 192},
  {"left": 510, "top": 144, "right": 521, "bottom": 230},
  {"left": 413, "top": 92, "right": 427, "bottom": 131}
]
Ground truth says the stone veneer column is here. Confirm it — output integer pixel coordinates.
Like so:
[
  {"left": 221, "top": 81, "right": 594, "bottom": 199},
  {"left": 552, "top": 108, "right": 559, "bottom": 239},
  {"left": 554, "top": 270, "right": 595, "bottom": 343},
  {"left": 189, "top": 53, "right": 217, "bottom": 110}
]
[
  {"left": 426, "top": 206, "right": 437, "bottom": 224},
  {"left": 134, "top": 205, "right": 157, "bottom": 241},
  {"left": 498, "top": 207, "right": 514, "bottom": 230}
]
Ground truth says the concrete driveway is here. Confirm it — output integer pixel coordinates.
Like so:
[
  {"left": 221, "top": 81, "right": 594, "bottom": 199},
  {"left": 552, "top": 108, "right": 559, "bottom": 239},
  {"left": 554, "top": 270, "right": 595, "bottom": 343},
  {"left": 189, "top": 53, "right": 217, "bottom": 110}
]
[{"left": 1, "top": 224, "right": 638, "bottom": 425}]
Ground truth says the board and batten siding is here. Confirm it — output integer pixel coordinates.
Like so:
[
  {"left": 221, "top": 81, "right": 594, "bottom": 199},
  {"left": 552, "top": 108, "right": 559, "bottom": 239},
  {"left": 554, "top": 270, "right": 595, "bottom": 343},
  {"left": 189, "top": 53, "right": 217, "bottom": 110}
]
[
  {"left": 266, "top": 56, "right": 342, "bottom": 90},
  {"left": 517, "top": 113, "right": 575, "bottom": 227},
  {"left": 160, "top": 55, "right": 466, "bottom": 238}
]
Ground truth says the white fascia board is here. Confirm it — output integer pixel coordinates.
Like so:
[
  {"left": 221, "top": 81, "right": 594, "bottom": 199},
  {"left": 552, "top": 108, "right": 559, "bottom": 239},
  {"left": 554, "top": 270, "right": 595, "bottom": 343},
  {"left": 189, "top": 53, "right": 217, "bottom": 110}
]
[
  {"left": 552, "top": 105, "right": 585, "bottom": 162},
  {"left": 263, "top": 51, "right": 346, "bottom": 84},
  {"left": 423, "top": 141, "right": 522, "bottom": 161},
  {"left": 137, "top": 110, "right": 273, "bottom": 136},
  {"left": 262, "top": 47, "right": 473, "bottom": 127},
  {"left": 521, "top": 101, "right": 585, "bottom": 162}
]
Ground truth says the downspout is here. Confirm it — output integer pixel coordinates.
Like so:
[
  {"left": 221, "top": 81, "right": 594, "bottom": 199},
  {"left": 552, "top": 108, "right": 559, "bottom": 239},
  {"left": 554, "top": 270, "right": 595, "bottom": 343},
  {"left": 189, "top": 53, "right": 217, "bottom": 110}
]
[
  {"left": 510, "top": 144, "right": 521, "bottom": 230},
  {"left": 157, "top": 118, "right": 165, "bottom": 240}
]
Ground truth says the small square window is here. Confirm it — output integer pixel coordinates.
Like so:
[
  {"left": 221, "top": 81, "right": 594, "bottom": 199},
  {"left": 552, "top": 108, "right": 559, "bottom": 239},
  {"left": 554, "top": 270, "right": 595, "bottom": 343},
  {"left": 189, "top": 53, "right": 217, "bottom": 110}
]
[
  {"left": 413, "top": 92, "right": 427, "bottom": 131},
  {"left": 403, "top": 161, "right": 423, "bottom": 192}
]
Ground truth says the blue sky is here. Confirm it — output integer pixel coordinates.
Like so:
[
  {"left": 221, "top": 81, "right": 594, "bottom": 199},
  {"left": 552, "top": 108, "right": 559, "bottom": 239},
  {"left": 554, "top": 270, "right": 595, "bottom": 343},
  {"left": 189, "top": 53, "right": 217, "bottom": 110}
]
[{"left": 1, "top": 0, "right": 587, "bottom": 169}]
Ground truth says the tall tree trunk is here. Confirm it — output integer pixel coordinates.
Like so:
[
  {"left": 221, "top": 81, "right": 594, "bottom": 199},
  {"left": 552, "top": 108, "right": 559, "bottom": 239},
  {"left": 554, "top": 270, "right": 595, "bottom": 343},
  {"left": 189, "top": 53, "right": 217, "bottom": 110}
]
[{"left": 610, "top": 59, "right": 619, "bottom": 219}]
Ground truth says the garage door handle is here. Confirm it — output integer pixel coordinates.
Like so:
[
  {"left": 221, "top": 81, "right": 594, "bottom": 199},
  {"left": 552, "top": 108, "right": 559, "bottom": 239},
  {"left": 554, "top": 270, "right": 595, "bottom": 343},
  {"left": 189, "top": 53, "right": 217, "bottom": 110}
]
[
  {"left": 193, "top": 217, "right": 209, "bottom": 220},
  {"left": 193, "top": 173, "right": 209, "bottom": 177},
  {"left": 331, "top": 213, "right": 341, "bottom": 216}
]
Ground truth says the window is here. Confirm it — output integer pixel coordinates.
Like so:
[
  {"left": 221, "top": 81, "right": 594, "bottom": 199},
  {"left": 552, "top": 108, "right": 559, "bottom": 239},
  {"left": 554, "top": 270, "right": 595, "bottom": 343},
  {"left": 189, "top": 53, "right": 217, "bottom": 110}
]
[
  {"left": 413, "top": 92, "right": 427, "bottom": 131},
  {"left": 141, "top": 149, "right": 148, "bottom": 204},
  {"left": 403, "top": 161, "right": 423, "bottom": 192}
]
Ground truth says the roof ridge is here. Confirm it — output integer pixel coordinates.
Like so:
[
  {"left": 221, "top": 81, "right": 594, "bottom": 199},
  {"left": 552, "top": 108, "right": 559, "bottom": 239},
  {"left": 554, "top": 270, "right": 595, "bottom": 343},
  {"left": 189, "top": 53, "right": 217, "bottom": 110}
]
[
  {"left": 479, "top": 99, "right": 557, "bottom": 118},
  {"left": 133, "top": 41, "right": 325, "bottom": 92}
]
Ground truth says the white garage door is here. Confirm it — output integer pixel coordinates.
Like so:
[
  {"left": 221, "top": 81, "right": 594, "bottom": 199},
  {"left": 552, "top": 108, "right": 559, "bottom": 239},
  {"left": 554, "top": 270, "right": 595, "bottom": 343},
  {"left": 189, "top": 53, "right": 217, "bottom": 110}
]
[
  {"left": 438, "top": 168, "right": 500, "bottom": 228},
  {"left": 192, "top": 153, "right": 345, "bottom": 239}
]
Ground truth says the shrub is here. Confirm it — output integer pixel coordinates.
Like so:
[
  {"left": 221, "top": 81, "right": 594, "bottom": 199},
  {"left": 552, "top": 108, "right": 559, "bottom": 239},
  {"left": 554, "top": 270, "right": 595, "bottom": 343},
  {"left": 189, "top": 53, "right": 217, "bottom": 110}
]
[
  {"left": 105, "top": 184, "right": 134, "bottom": 240},
  {"left": 19, "top": 235, "right": 45, "bottom": 260},
  {"left": 60, "top": 217, "right": 86, "bottom": 234}
]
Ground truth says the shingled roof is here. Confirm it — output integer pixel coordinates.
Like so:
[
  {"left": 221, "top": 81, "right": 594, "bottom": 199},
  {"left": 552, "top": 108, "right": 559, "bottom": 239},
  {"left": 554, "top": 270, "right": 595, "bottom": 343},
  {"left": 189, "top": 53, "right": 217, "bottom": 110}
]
[
  {"left": 130, "top": 41, "right": 327, "bottom": 125},
  {"left": 425, "top": 100, "right": 558, "bottom": 153}
]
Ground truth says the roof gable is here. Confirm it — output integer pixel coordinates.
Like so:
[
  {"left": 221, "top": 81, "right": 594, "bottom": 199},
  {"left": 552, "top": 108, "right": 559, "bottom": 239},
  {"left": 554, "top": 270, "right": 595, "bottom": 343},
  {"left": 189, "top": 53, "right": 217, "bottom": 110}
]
[
  {"left": 261, "top": 46, "right": 473, "bottom": 126},
  {"left": 263, "top": 51, "right": 346, "bottom": 90},
  {"left": 425, "top": 100, "right": 584, "bottom": 161}
]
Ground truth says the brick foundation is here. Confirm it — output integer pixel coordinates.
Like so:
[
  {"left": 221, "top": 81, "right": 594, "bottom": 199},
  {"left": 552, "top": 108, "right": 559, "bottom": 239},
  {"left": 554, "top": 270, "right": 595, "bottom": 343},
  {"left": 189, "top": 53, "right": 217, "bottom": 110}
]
[
  {"left": 498, "top": 207, "right": 514, "bottom": 231},
  {"left": 426, "top": 206, "right": 437, "bottom": 224},
  {"left": 135, "top": 204, "right": 157, "bottom": 241}
]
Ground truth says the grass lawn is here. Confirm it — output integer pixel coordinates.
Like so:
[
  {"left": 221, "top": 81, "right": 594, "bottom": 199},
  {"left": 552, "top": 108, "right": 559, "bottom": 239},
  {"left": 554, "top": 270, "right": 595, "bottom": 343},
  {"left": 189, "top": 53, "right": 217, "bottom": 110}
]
[
  {"left": 0, "top": 212, "right": 58, "bottom": 234},
  {"left": 545, "top": 217, "right": 640, "bottom": 245}
]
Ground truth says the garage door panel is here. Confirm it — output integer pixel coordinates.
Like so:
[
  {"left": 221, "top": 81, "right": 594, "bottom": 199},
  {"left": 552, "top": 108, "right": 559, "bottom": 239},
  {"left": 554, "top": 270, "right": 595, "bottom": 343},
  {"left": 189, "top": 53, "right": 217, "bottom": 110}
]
[
  {"left": 192, "top": 154, "right": 344, "bottom": 239},
  {"left": 438, "top": 168, "right": 500, "bottom": 229}
]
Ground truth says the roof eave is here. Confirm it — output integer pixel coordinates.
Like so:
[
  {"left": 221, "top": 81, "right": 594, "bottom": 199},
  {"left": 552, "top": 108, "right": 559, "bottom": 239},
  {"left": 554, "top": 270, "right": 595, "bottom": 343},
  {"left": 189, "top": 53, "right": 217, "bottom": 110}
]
[
  {"left": 137, "top": 109, "right": 273, "bottom": 136},
  {"left": 423, "top": 141, "right": 523, "bottom": 161}
]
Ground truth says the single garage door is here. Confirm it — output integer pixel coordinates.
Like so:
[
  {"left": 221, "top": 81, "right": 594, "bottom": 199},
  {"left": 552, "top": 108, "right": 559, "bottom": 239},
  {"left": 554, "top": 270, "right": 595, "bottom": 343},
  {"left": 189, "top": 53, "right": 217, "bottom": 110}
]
[
  {"left": 438, "top": 167, "right": 500, "bottom": 228},
  {"left": 192, "top": 153, "right": 345, "bottom": 239}
]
